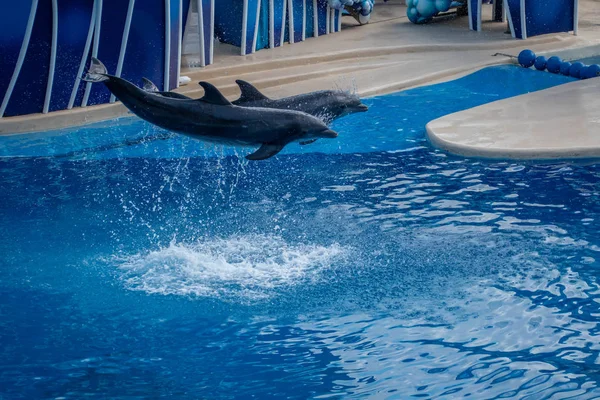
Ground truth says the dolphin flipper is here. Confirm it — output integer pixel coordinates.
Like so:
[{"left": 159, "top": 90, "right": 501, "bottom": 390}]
[
  {"left": 82, "top": 57, "right": 108, "bottom": 82},
  {"left": 246, "top": 143, "right": 285, "bottom": 160},
  {"left": 142, "top": 78, "right": 160, "bottom": 93},
  {"left": 299, "top": 139, "right": 318, "bottom": 145},
  {"left": 235, "top": 80, "right": 270, "bottom": 103}
]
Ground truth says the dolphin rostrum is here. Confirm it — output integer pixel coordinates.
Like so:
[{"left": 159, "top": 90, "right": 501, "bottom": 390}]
[{"left": 83, "top": 58, "right": 338, "bottom": 160}]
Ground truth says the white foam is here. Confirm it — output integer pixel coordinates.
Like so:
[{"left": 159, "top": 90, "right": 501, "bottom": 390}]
[{"left": 115, "top": 234, "right": 348, "bottom": 301}]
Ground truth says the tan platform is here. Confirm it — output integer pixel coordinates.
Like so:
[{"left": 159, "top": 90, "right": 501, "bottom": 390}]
[{"left": 426, "top": 77, "right": 600, "bottom": 159}]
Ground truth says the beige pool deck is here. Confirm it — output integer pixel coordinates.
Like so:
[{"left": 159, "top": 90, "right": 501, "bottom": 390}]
[
  {"left": 426, "top": 77, "right": 600, "bottom": 159},
  {"left": 1, "top": 0, "right": 600, "bottom": 160}
]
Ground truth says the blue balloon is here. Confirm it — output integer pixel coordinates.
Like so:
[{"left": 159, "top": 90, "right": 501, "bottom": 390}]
[
  {"left": 559, "top": 61, "right": 572, "bottom": 76},
  {"left": 585, "top": 64, "right": 600, "bottom": 79},
  {"left": 534, "top": 56, "right": 547, "bottom": 71},
  {"left": 546, "top": 56, "right": 562, "bottom": 74},
  {"left": 518, "top": 49, "right": 536, "bottom": 68},
  {"left": 569, "top": 62, "right": 585, "bottom": 79}
]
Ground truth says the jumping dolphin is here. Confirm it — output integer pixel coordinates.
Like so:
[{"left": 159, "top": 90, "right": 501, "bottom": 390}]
[
  {"left": 141, "top": 78, "right": 368, "bottom": 124},
  {"left": 232, "top": 80, "right": 369, "bottom": 124},
  {"left": 82, "top": 58, "right": 338, "bottom": 160},
  {"left": 142, "top": 78, "right": 190, "bottom": 100}
]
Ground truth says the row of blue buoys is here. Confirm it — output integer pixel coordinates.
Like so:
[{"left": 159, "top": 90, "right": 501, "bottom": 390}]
[{"left": 518, "top": 49, "right": 600, "bottom": 79}]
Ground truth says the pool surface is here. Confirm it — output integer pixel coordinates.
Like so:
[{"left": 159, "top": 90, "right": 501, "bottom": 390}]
[{"left": 2, "top": 66, "right": 600, "bottom": 399}]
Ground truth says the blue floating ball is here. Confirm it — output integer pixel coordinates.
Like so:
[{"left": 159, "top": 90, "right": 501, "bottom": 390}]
[
  {"left": 534, "top": 56, "right": 547, "bottom": 71},
  {"left": 546, "top": 56, "right": 562, "bottom": 74},
  {"left": 569, "top": 62, "right": 585, "bottom": 79},
  {"left": 559, "top": 61, "right": 572, "bottom": 76},
  {"left": 580, "top": 66, "right": 591, "bottom": 79},
  {"left": 586, "top": 64, "right": 600, "bottom": 79},
  {"left": 518, "top": 49, "right": 536, "bottom": 68}
]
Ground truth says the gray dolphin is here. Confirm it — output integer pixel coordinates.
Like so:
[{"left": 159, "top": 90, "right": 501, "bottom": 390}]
[
  {"left": 83, "top": 58, "right": 338, "bottom": 160},
  {"left": 232, "top": 80, "right": 369, "bottom": 124},
  {"left": 141, "top": 78, "right": 368, "bottom": 124},
  {"left": 142, "top": 78, "right": 190, "bottom": 100}
]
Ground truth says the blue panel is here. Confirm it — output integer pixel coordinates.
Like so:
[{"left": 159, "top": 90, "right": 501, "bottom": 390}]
[
  {"left": 506, "top": 0, "right": 523, "bottom": 38},
  {"left": 245, "top": 0, "right": 260, "bottom": 54},
  {"left": 291, "top": 0, "right": 303, "bottom": 42},
  {"left": 316, "top": 0, "right": 327, "bottom": 36},
  {"left": 272, "top": 0, "right": 285, "bottom": 47},
  {"left": 182, "top": 0, "right": 191, "bottom": 30},
  {"left": 121, "top": 0, "right": 165, "bottom": 97},
  {"left": 4, "top": 1, "right": 52, "bottom": 117},
  {"left": 333, "top": 7, "right": 340, "bottom": 32},
  {"left": 50, "top": 0, "right": 95, "bottom": 112},
  {"left": 525, "top": 1, "right": 574, "bottom": 37},
  {"left": 169, "top": 0, "right": 181, "bottom": 88},
  {"left": 201, "top": 0, "right": 214, "bottom": 63},
  {"left": 257, "top": 0, "right": 269, "bottom": 50},
  {"left": 0, "top": 2, "right": 32, "bottom": 115},
  {"left": 214, "top": 0, "right": 243, "bottom": 48},
  {"left": 469, "top": 0, "right": 478, "bottom": 30},
  {"left": 305, "top": 0, "right": 315, "bottom": 37}
]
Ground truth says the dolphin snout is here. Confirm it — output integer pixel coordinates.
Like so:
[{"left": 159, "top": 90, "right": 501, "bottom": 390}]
[{"left": 320, "top": 129, "right": 338, "bottom": 138}]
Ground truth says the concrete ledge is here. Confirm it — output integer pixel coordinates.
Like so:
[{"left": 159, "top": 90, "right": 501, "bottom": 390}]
[{"left": 426, "top": 78, "right": 600, "bottom": 160}]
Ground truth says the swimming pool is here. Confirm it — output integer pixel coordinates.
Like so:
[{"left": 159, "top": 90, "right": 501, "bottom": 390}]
[{"left": 2, "top": 65, "right": 600, "bottom": 398}]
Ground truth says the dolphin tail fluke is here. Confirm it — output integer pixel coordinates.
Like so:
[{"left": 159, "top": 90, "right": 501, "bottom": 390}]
[
  {"left": 246, "top": 143, "right": 285, "bottom": 160},
  {"left": 142, "top": 77, "right": 160, "bottom": 93},
  {"left": 82, "top": 57, "right": 109, "bottom": 82}
]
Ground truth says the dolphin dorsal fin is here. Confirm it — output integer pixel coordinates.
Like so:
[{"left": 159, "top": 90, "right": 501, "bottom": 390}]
[
  {"left": 236, "top": 80, "right": 269, "bottom": 102},
  {"left": 142, "top": 77, "right": 160, "bottom": 93},
  {"left": 198, "top": 82, "right": 232, "bottom": 106}
]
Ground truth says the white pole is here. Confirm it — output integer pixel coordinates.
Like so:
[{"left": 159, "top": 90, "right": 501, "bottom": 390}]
[
  {"left": 68, "top": 0, "right": 96, "bottom": 110},
  {"left": 301, "top": 0, "right": 306, "bottom": 40},
  {"left": 288, "top": 0, "right": 294, "bottom": 43},
  {"left": 82, "top": 0, "right": 103, "bottom": 107},
  {"left": 467, "top": 0, "right": 473, "bottom": 30},
  {"left": 269, "top": 0, "right": 275, "bottom": 47},
  {"left": 573, "top": 0, "right": 579, "bottom": 35},
  {"left": 241, "top": 0, "right": 248, "bottom": 55},
  {"left": 313, "top": 0, "right": 318, "bottom": 37},
  {"left": 111, "top": 0, "right": 135, "bottom": 102},
  {"left": 197, "top": 0, "right": 206, "bottom": 65},
  {"left": 520, "top": 0, "right": 527, "bottom": 39},
  {"left": 504, "top": 0, "right": 515, "bottom": 38},
  {"left": 177, "top": 0, "right": 182, "bottom": 85},
  {"left": 209, "top": 0, "right": 214, "bottom": 64},
  {"left": 43, "top": 0, "right": 58, "bottom": 114},
  {"left": 252, "top": 0, "right": 261, "bottom": 52}
]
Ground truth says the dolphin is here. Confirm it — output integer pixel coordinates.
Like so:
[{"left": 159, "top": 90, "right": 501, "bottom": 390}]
[
  {"left": 82, "top": 58, "right": 338, "bottom": 160},
  {"left": 141, "top": 78, "right": 368, "bottom": 124},
  {"left": 141, "top": 78, "right": 190, "bottom": 100},
  {"left": 232, "top": 80, "right": 369, "bottom": 124}
]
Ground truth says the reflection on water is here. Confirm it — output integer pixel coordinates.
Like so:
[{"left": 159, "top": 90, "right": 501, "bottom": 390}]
[{"left": 1, "top": 65, "right": 600, "bottom": 399}]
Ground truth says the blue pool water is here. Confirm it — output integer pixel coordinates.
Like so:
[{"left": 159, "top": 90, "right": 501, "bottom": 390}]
[{"left": 2, "top": 65, "right": 600, "bottom": 399}]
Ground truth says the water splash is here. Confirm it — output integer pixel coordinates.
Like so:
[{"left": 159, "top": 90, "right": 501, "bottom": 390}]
[{"left": 114, "top": 234, "right": 350, "bottom": 302}]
